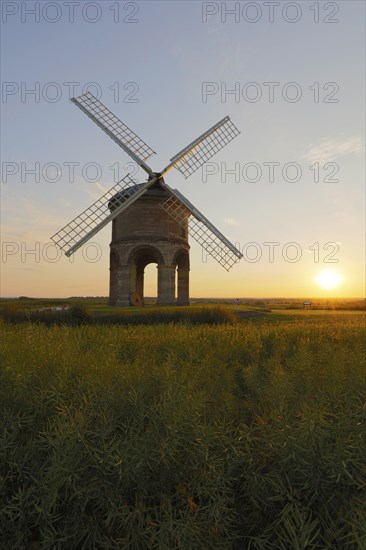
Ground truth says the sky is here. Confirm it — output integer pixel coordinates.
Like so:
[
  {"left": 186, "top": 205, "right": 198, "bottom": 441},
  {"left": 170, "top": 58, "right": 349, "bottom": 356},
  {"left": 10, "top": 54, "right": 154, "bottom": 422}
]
[{"left": 1, "top": 0, "right": 365, "bottom": 299}]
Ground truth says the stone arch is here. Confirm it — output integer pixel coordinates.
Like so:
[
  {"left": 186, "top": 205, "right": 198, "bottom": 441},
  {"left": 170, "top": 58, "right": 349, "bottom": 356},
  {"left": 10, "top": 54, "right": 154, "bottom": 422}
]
[
  {"left": 173, "top": 249, "right": 190, "bottom": 306},
  {"left": 127, "top": 244, "right": 165, "bottom": 268},
  {"left": 128, "top": 245, "right": 165, "bottom": 306},
  {"left": 173, "top": 249, "right": 190, "bottom": 270}
]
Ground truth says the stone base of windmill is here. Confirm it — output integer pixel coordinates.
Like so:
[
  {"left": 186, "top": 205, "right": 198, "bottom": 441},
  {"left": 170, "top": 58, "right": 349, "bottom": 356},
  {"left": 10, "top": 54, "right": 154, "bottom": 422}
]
[
  {"left": 109, "top": 255, "right": 190, "bottom": 307},
  {"left": 110, "top": 246, "right": 190, "bottom": 306}
]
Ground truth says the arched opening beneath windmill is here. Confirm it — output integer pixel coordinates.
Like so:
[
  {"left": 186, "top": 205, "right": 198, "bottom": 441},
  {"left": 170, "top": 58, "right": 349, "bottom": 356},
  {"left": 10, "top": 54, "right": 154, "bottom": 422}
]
[
  {"left": 174, "top": 249, "right": 190, "bottom": 306},
  {"left": 143, "top": 263, "right": 158, "bottom": 305},
  {"left": 129, "top": 246, "right": 164, "bottom": 307}
]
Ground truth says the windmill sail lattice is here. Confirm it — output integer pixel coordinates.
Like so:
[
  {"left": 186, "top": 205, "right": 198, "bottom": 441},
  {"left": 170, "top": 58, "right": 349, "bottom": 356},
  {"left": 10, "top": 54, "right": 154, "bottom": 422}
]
[
  {"left": 167, "top": 116, "right": 240, "bottom": 178},
  {"left": 71, "top": 92, "right": 155, "bottom": 173},
  {"left": 161, "top": 187, "right": 242, "bottom": 271},
  {"left": 51, "top": 174, "right": 152, "bottom": 257}
]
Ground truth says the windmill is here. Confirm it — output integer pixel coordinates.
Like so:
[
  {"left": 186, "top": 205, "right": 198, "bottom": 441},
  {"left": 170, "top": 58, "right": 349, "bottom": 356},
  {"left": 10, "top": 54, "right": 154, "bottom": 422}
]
[{"left": 51, "top": 92, "right": 242, "bottom": 306}]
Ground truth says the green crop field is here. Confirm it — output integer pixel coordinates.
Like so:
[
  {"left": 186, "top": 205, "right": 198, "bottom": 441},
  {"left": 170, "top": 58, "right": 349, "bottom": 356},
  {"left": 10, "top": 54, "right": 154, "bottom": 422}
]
[{"left": 1, "top": 306, "right": 365, "bottom": 549}]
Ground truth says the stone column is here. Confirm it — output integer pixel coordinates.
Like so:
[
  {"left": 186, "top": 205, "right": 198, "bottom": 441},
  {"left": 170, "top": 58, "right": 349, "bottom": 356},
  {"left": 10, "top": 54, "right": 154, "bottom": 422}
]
[
  {"left": 157, "top": 265, "right": 176, "bottom": 306},
  {"left": 109, "top": 250, "right": 119, "bottom": 305},
  {"left": 136, "top": 265, "right": 144, "bottom": 306},
  {"left": 109, "top": 267, "right": 118, "bottom": 305},
  {"left": 177, "top": 267, "right": 190, "bottom": 306},
  {"left": 114, "top": 265, "right": 134, "bottom": 306}
]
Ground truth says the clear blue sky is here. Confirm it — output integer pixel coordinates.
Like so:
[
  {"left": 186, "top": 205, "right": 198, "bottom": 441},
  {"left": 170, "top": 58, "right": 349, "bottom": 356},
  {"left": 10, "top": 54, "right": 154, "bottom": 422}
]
[{"left": 1, "top": 0, "right": 365, "bottom": 297}]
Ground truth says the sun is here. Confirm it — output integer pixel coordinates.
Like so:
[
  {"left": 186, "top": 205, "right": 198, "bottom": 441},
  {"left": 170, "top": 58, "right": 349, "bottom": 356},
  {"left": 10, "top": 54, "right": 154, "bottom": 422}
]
[{"left": 315, "top": 269, "right": 343, "bottom": 290}]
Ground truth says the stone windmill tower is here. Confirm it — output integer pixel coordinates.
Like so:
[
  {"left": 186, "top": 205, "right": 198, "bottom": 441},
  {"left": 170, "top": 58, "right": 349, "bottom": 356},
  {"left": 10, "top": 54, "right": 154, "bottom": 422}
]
[
  {"left": 109, "top": 183, "right": 190, "bottom": 306},
  {"left": 51, "top": 93, "right": 242, "bottom": 306}
]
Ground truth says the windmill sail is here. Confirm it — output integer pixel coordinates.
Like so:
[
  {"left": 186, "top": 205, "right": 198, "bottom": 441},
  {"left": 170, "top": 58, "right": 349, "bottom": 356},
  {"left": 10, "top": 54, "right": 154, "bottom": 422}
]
[
  {"left": 51, "top": 174, "right": 156, "bottom": 257},
  {"left": 160, "top": 186, "right": 242, "bottom": 271},
  {"left": 71, "top": 92, "right": 155, "bottom": 174},
  {"left": 163, "top": 116, "right": 240, "bottom": 179}
]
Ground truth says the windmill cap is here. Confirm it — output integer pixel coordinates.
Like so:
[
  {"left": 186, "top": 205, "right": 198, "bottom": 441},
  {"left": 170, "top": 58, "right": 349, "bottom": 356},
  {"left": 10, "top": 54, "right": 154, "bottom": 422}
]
[{"left": 108, "top": 182, "right": 169, "bottom": 211}]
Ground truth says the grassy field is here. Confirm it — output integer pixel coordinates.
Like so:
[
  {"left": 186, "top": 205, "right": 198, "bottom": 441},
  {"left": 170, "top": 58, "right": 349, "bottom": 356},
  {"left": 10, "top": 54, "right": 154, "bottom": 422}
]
[{"left": 0, "top": 305, "right": 365, "bottom": 549}]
